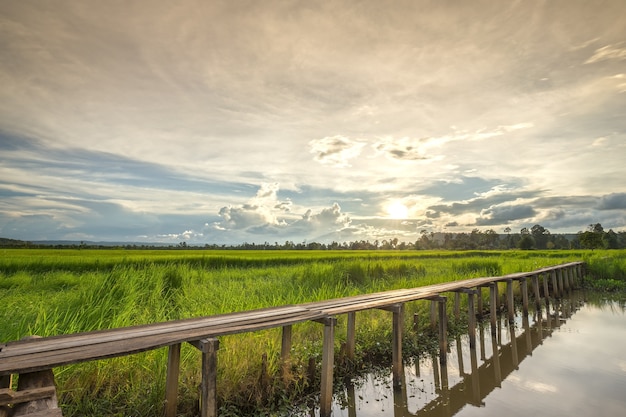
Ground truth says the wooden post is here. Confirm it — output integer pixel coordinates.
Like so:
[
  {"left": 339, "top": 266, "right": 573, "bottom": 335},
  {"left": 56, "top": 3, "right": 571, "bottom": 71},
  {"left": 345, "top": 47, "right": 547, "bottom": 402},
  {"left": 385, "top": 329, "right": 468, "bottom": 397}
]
[
  {"left": 477, "top": 286, "right": 484, "bottom": 316},
  {"left": 532, "top": 274, "right": 541, "bottom": 309},
  {"left": 469, "top": 341, "right": 480, "bottom": 404},
  {"left": 491, "top": 334, "right": 502, "bottom": 387},
  {"left": 558, "top": 269, "right": 564, "bottom": 295},
  {"left": 430, "top": 299, "right": 438, "bottom": 331},
  {"left": 319, "top": 317, "right": 336, "bottom": 417},
  {"left": 551, "top": 270, "right": 559, "bottom": 299},
  {"left": 347, "top": 312, "right": 356, "bottom": 361},
  {"left": 198, "top": 338, "right": 219, "bottom": 417},
  {"left": 454, "top": 292, "right": 461, "bottom": 320},
  {"left": 506, "top": 279, "right": 514, "bottom": 323},
  {"left": 164, "top": 343, "right": 181, "bottom": 417},
  {"left": 467, "top": 290, "right": 477, "bottom": 349},
  {"left": 438, "top": 297, "right": 448, "bottom": 365},
  {"left": 542, "top": 273, "right": 550, "bottom": 301},
  {"left": 568, "top": 267, "right": 575, "bottom": 290},
  {"left": 509, "top": 325, "right": 518, "bottom": 369},
  {"left": 392, "top": 304, "right": 404, "bottom": 386},
  {"left": 520, "top": 277, "right": 529, "bottom": 316},
  {"left": 489, "top": 283, "right": 498, "bottom": 336},
  {"left": 281, "top": 325, "right": 292, "bottom": 381},
  {"left": 494, "top": 282, "right": 501, "bottom": 311}
]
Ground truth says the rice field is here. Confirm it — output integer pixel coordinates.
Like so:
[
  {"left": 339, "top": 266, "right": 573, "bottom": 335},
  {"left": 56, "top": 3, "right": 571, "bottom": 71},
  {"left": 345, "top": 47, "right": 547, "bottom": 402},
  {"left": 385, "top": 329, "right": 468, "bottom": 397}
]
[{"left": 1, "top": 248, "right": 624, "bottom": 416}]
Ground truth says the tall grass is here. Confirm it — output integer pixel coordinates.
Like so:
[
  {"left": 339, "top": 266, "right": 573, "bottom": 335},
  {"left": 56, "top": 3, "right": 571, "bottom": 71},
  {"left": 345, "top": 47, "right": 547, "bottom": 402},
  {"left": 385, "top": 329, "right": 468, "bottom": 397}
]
[{"left": 1, "top": 249, "right": 622, "bottom": 416}]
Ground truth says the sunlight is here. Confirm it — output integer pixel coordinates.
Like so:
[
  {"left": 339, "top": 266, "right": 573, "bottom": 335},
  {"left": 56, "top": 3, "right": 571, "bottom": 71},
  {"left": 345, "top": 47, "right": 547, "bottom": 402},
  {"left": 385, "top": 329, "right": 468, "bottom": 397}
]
[{"left": 387, "top": 201, "right": 409, "bottom": 219}]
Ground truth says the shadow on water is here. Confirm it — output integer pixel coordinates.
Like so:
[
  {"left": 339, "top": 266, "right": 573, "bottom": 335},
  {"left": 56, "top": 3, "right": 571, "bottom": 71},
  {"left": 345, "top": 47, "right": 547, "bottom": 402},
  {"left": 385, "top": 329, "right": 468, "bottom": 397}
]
[{"left": 305, "top": 290, "right": 626, "bottom": 417}]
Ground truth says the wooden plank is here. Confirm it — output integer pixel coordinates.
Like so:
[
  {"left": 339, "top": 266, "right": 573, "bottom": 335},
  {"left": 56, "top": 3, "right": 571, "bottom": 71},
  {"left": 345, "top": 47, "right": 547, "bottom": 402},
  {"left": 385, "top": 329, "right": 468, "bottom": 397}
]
[
  {"left": 1, "top": 311, "right": 326, "bottom": 375},
  {"left": 0, "top": 386, "right": 57, "bottom": 405},
  {"left": 1, "top": 305, "right": 311, "bottom": 357}
]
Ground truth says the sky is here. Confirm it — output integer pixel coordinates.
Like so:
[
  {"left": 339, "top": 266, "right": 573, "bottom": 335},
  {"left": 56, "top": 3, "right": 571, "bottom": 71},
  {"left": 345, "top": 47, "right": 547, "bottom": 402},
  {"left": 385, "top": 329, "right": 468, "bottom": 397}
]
[{"left": 1, "top": 0, "right": 625, "bottom": 245}]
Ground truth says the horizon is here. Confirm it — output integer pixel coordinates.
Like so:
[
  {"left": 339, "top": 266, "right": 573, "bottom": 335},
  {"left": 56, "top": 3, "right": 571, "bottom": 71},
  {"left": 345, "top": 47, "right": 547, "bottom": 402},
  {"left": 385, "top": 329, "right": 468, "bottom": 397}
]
[{"left": 1, "top": 1, "right": 625, "bottom": 245}]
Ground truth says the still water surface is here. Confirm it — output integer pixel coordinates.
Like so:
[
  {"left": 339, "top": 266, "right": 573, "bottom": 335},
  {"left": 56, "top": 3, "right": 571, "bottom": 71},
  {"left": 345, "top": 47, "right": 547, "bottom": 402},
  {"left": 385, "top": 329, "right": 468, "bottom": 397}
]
[{"left": 319, "top": 292, "right": 626, "bottom": 417}]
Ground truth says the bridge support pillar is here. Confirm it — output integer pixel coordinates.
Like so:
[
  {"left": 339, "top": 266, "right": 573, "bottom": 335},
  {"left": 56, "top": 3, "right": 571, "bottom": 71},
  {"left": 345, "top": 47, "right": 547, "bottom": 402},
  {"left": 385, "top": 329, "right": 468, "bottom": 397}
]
[
  {"left": 164, "top": 343, "right": 181, "bottom": 417},
  {"left": 506, "top": 280, "right": 514, "bottom": 323},
  {"left": 532, "top": 275, "right": 542, "bottom": 310},
  {"left": 191, "top": 338, "right": 219, "bottom": 417},
  {"left": 542, "top": 273, "right": 550, "bottom": 303},
  {"left": 489, "top": 283, "right": 498, "bottom": 336},
  {"left": 520, "top": 277, "right": 529, "bottom": 316},
  {"left": 346, "top": 312, "right": 356, "bottom": 361},
  {"left": 318, "top": 317, "right": 336, "bottom": 417},
  {"left": 551, "top": 270, "right": 560, "bottom": 299}
]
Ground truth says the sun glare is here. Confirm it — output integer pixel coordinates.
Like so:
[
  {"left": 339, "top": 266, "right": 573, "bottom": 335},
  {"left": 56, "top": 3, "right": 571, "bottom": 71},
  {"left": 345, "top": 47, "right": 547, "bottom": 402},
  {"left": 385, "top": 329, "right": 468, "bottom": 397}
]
[{"left": 387, "top": 201, "right": 409, "bottom": 219}]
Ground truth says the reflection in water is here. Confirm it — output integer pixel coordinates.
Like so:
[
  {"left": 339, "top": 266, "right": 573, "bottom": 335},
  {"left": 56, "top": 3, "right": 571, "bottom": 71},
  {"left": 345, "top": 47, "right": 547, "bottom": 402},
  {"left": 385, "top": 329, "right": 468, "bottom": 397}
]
[{"left": 319, "top": 291, "right": 626, "bottom": 417}]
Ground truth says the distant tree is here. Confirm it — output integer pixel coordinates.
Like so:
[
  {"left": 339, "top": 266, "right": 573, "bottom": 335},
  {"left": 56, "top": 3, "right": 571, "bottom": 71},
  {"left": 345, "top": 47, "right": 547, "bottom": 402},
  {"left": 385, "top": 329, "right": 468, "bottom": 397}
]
[
  {"left": 504, "top": 227, "right": 512, "bottom": 249},
  {"left": 530, "top": 224, "right": 550, "bottom": 249},
  {"left": 604, "top": 229, "right": 619, "bottom": 249},
  {"left": 518, "top": 234, "right": 534, "bottom": 250},
  {"left": 578, "top": 231, "right": 604, "bottom": 250}
]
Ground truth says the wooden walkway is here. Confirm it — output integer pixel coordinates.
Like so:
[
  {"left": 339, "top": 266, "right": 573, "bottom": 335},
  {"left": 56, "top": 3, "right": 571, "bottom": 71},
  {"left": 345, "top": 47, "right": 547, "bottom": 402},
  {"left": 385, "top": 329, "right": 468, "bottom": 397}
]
[{"left": 0, "top": 261, "right": 584, "bottom": 417}]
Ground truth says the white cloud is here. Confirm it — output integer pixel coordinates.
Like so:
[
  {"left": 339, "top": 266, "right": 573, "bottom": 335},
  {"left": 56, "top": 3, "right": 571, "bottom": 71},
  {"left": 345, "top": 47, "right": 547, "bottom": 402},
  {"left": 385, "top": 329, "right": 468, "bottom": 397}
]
[{"left": 585, "top": 43, "right": 626, "bottom": 64}]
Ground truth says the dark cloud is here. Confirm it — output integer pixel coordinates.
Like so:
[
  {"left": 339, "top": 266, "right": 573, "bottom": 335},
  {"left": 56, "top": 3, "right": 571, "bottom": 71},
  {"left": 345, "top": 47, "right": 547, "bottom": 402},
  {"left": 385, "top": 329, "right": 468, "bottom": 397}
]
[
  {"left": 597, "top": 193, "right": 626, "bottom": 210},
  {"left": 475, "top": 204, "right": 537, "bottom": 226}
]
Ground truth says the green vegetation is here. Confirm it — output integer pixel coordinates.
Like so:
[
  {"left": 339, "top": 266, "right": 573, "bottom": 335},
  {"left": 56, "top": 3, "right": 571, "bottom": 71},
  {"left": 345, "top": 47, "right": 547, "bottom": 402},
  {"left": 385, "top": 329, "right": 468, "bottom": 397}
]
[{"left": 1, "top": 249, "right": 625, "bottom": 416}]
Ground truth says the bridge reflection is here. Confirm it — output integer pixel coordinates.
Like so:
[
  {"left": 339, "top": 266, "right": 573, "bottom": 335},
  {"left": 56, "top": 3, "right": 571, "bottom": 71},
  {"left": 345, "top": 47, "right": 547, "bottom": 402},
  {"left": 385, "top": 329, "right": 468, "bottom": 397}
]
[{"left": 339, "top": 292, "right": 584, "bottom": 417}]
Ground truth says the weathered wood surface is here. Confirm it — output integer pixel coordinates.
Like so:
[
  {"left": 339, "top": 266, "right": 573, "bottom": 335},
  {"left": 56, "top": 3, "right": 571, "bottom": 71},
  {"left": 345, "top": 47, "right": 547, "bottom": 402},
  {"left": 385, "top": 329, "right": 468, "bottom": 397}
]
[{"left": 0, "top": 262, "right": 583, "bottom": 377}]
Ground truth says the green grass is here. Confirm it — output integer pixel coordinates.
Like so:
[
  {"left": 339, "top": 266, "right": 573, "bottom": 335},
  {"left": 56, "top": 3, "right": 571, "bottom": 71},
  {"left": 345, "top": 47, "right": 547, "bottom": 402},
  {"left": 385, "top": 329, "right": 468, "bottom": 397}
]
[{"left": 1, "top": 248, "right": 624, "bottom": 416}]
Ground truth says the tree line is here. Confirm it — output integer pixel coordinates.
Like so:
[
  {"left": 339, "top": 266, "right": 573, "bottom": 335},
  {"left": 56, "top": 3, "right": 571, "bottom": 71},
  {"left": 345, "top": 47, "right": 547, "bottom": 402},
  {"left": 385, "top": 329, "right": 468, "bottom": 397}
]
[{"left": 1, "top": 223, "right": 624, "bottom": 251}]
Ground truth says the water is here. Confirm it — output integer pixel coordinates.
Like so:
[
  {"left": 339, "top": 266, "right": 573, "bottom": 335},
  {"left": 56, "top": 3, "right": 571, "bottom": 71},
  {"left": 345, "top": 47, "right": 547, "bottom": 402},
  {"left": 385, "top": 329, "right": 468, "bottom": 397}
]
[{"left": 322, "top": 292, "right": 626, "bottom": 417}]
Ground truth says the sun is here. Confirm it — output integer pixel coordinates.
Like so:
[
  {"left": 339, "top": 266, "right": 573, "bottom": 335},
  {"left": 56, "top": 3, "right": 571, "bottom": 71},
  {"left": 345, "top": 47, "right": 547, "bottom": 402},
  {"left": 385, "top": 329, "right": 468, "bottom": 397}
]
[{"left": 387, "top": 201, "right": 409, "bottom": 219}]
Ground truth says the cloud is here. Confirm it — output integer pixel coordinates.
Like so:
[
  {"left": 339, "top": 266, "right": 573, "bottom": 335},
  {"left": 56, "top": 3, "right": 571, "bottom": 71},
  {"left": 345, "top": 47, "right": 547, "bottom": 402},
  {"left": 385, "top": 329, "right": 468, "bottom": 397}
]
[
  {"left": 597, "top": 193, "right": 626, "bottom": 210},
  {"left": 300, "top": 203, "right": 351, "bottom": 229},
  {"left": 309, "top": 135, "right": 366, "bottom": 167},
  {"left": 373, "top": 137, "right": 430, "bottom": 161},
  {"left": 585, "top": 43, "right": 626, "bottom": 64},
  {"left": 475, "top": 204, "right": 537, "bottom": 226}
]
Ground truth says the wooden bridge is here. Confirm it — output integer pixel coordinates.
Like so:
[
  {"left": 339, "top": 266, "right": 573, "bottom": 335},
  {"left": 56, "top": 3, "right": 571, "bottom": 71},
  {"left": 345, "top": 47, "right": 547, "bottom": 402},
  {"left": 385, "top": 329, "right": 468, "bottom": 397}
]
[{"left": 0, "top": 261, "right": 584, "bottom": 417}]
